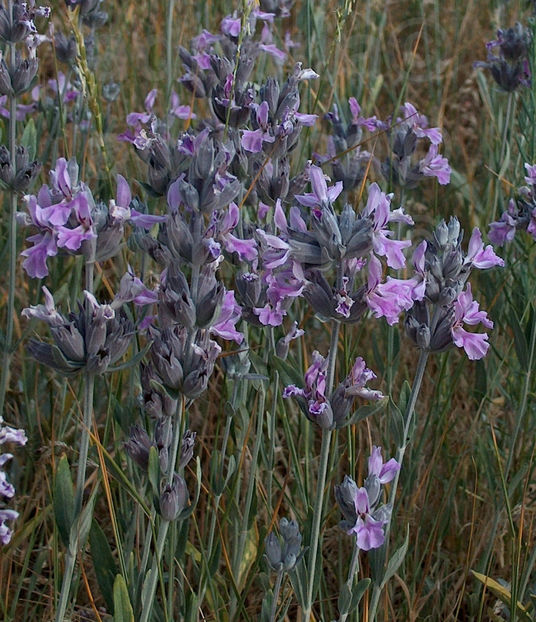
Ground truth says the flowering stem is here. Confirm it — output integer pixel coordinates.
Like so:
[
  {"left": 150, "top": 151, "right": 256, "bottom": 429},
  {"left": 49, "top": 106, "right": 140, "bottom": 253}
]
[
  {"left": 139, "top": 397, "right": 184, "bottom": 622},
  {"left": 229, "top": 370, "right": 266, "bottom": 618},
  {"left": 268, "top": 570, "right": 284, "bottom": 622},
  {"left": 368, "top": 348, "right": 429, "bottom": 620},
  {"left": 491, "top": 91, "right": 515, "bottom": 223},
  {"left": 338, "top": 543, "right": 360, "bottom": 622},
  {"left": 165, "top": 0, "right": 175, "bottom": 105},
  {"left": 505, "top": 303, "right": 536, "bottom": 479},
  {"left": 0, "top": 35, "right": 18, "bottom": 421},
  {"left": 55, "top": 250, "right": 96, "bottom": 622},
  {"left": 302, "top": 320, "right": 340, "bottom": 621}
]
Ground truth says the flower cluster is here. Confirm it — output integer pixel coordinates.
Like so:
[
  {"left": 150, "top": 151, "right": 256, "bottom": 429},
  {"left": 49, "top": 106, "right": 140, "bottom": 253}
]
[
  {"left": 377, "top": 102, "right": 451, "bottom": 189},
  {"left": 265, "top": 517, "right": 304, "bottom": 572},
  {"left": 22, "top": 287, "right": 133, "bottom": 375},
  {"left": 283, "top": 352, "right": 384, "bottom": 429},
  {"left": 1, "top": 417, "right": 27, "bottom": 545},
  {"left": 19, "top": 163, "right": 164, "bottom": 278},
  {"left": 489, "top": 163, "right": 536, "bottom": 245},
  {"left": 335, "top": 447, "right": 400, "bottom": 551},
  {"left": 405, "top": 218, "right": 503, "bottom": 360},
  {"left": 475, "top": 23, "right": 531, "bottom": 92}
]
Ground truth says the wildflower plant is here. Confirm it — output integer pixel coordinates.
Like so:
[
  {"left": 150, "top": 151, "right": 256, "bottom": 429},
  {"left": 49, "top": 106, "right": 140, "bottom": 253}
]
[{"left": 1, "top": 1, "right": 530, "bottom": 621}]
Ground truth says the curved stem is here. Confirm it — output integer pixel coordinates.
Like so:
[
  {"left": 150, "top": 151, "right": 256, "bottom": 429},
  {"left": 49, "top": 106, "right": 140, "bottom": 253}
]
[{"left": 368, "top": 348, "right": 429, "bottom": 620}]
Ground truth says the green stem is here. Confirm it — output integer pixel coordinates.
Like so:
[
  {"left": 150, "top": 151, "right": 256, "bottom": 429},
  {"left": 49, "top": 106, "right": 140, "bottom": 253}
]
[
  {"left": 55, "top": 371, "right": 95, "bottom": 622},
  {"left": 165, "top": 0, "right": 175, "bottom": 105},
  {"left": 368, "top": 348, "right": 429, "bottom": 620},
  {"left": 0, "top": 32, "right": 18, "bottom": 420},
  {"left": 504, "top": 303, "right": 536, "bottom": 478},
  {"left": 268, "top": 571, "right": 284, "bottom": 622},
  {"left": 491, "top": 91, "right": 515, "bottom": 223},
  {"left": 338, "top": 543, "right": 360, "bottom": 622},
  {"left": 229, "top": 374, "right": 266, "bottom": 619},
  {"left": 55, "top": 247, "right": 96, "bottom": 622},
  {"left": 139, "top": 398, "right": 184, "bottom": 622},
  {"left": 302, "top": 321, "right": 340, "bottom": 621}
]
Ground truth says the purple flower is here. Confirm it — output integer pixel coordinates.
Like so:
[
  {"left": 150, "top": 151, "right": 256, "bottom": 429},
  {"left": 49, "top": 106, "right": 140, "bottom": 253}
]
[
  {"left": 349, "top": 488, "right": 386, "bottom": 550},
  {"left": 451, "top": 283, "right": 494, "bottom": 360},
  {"left": 335, "top": 448, "right": 399, "bottom": 552},
  {"left": 169, "top": 90, "right": 195, "bottom": 120},
  {"left": 368, "top": 446, "right": 400, "bottom": 484},
  {"left": 1, "top": 417, "right": 26, "bottom": 546},
  {"left": 362, "top": 183, "right": 412, "bottom": 269},
  {"left": 0, "top": 509, "right": 19, "bottom": 545},
  {"left": 365, "top": 254, "right": 422, "bottom": 325},
  {"left": 400, "top": 102, "right": 443, "bottom": 145},
  {"left": 345, "top": 358, "right": 384, "bottom": 401},
  {"left": 283, "top": 350, "right": 331, "bottom": 423},
  {"left": 295, "top": 165, "right": 343, "bottom": 208},
  {"left": 221, "top": 15, "right": 241, "bottom": 37},
  {"left": 210, "top": 290, "right": 244, "bottom": 344},
  {"left": 465, "top": 228, "right": 504, "bottom": 269},
  {"left": 419, "top": 144, "right": 451, "bottom": 185}
]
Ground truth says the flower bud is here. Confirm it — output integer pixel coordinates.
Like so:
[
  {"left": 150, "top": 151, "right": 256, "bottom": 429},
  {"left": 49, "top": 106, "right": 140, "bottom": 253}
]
[
  {"left": 124, "top": 425, "right": 153, "bottom": 470},
  {"left": 159, "top": 474, "right": 188, "bottom": 521}
]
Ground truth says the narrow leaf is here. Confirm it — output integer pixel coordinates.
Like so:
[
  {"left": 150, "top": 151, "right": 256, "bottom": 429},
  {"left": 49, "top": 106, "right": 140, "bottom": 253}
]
[{"left": 113, "top": 574, "right": 134, "bottom": 622}]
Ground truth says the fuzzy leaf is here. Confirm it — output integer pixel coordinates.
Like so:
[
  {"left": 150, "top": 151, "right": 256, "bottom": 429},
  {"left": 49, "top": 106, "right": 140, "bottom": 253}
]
[
  {"left": 113, "top": 574, "right": 134, "bottom": 622},
  {"left": 89, "top": 520, "right": 118, "bottom": 613},
  {"left": 380, "top": 526, "right": 409, "bottom": 589},
  {"left": 53, "top": 455, "right": 75, "bottom": 547},
  {"left": 21, "top": 118, "right": 37, "bottom": 161}
]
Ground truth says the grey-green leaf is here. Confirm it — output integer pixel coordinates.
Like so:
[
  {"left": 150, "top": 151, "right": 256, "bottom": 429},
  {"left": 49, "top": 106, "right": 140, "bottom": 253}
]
[
  {"left": 53, "top": 455, "right": 75, "bottom": 547},
  {"left": 89, "top": 520, "right": 118, "bottom": 613},
  {"left": 113, "top": 574, "right": 134, "bottom": 622}
]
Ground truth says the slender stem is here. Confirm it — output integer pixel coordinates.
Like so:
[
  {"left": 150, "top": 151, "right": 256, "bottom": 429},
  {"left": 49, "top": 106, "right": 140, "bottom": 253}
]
[
  {"left": 302, "top": 321, "right": 340, "bottom": 621},
  {"left": 139, "top": 398, "right": 184, "bottom": 622},
  {"left": 491, "top": 91, "right": 515, "bottom": 223},
  {"left": 55, "top": 249, "right": 96, "bottom": 622},
  {"left": 165, "top": 0, "right": 175, "bottom": 106},
  {"left": 229, "top": 376, "right": 266, "bottom": 619},
  {"left": 504, "top": 304, "right": 536, "bottom": 478},
  {"left": 338, "top": 544, "right": 360, "bottom": 622},
  {"left": 368, "top": 348, "right": 429, "bottom": 620},
  {"left": 0, "top": 33, "right": 18, "bottom": 420},
  {"left": 268, "top": 571, "right": 284, "bottom": 622}
]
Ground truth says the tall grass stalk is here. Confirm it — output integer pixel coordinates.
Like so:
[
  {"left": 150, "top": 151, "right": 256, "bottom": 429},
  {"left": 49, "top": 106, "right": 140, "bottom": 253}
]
[{"left": 0, "top": 19, "right": 18, "bottom": 420}]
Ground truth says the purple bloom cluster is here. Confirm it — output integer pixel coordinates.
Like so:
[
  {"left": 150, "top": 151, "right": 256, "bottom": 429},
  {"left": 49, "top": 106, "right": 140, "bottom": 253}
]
[
  {"left": 475, "top": 23, "right": 531, "bottom": 92},
  {"left": 489, "top": 163, "right": 536, "bottom": 245},
  {"left": 377, "top": 102, "right": 451, "bottom": 189},
  {"left": 321, "top": 98, "right": 451, "bottom": 192},
  {"left": 335, "top": 447, "right": 400, "bottom": 551},
  {"left": 0, "top": 417, "right": 27, "bottom": 545},
  {"left": 19, "top": 163, "right": 164, "bottom": 278},
  {"left": 283, "top": 352, "right": 383, "bottom": 429},
  {"left": 405, "top": 219, "right": 503, "bottom": 360}
]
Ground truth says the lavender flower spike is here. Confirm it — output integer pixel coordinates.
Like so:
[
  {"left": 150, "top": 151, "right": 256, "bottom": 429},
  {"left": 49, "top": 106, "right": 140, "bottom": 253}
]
[{"left": 335, "top": 447, "right": 400, "bottom": 551}]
